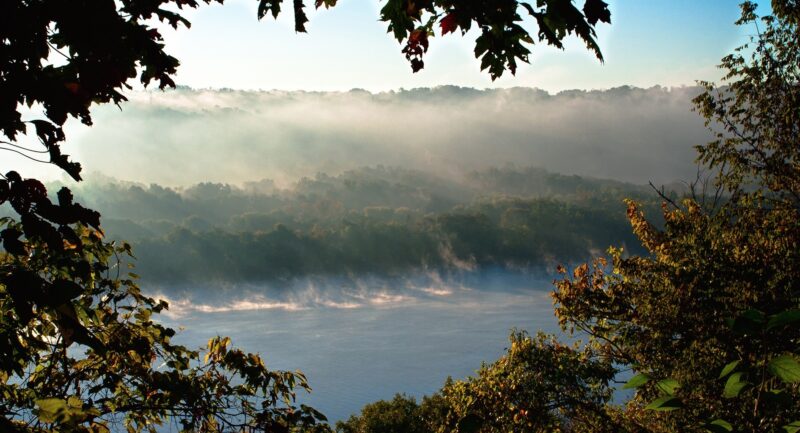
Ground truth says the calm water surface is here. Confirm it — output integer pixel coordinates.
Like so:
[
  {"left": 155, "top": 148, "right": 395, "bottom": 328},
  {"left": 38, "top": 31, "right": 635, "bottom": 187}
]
[{"left": 157, "top": 273, "right": 560, "bottom": 421}]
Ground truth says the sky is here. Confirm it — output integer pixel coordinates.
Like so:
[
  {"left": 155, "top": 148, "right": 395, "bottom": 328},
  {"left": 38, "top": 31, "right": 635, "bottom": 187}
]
[
  {"left": 8, "top": 0, "right": 757, "bottom": 182},
  {"left": 160, "top": 0, "right": 749, "bottom": 92}
]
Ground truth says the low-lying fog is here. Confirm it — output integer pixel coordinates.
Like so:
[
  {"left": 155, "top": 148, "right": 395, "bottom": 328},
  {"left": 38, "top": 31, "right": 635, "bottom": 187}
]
[{"left": 67, "top": 85, "right": 709, "bottom": 187}]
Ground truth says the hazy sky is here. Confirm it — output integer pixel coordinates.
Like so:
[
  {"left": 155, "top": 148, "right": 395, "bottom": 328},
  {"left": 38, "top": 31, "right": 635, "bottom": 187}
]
[
  {"left": 161, "top": 0, "right": 749, "bottom": 91},
  {"left": 54, "top": 86, "right": 711, "bottom": 187},
  {"left": 8, "top": 0, "right": 755, "bottom": 182}
]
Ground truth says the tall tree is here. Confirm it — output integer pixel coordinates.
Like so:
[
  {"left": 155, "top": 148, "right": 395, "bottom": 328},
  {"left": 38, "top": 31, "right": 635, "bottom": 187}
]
[{"left": 553, "top": 2, "right": 800, "bottom": 432}]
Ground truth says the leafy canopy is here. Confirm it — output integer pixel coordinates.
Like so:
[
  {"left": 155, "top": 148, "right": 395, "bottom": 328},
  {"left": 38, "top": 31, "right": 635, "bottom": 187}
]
[
  {"left": 552, "top": 2, "right": 800, "bottom": 432},
  {"left": 337, "top": 332, "right": 618, "bottom": 433},
  {"left": 0, "top": 209, "right": 330, "bottom": 432}
]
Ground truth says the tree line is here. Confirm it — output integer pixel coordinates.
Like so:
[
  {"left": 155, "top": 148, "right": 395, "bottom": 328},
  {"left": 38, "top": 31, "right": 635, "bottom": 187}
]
[{"left": 46, "top": 166, "right": 657, "bottom": 283}]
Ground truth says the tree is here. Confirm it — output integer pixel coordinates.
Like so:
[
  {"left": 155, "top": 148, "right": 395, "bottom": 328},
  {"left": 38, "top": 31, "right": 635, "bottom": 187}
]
[
  {"left": 336, "top": 332, "right": 617, "bottom": 433},
  {"left": 553, "top": 2, "right": 799, "bottom": 432},
  {"left": 335, "top": 394, "right": 426, "bottom": 433},
  {"left": 433, "top": 331, "right": 616, "bottom": 433},
  {"left": 693, "top": 1, "right": 800, "bottom": 203},
  {"left": 1, "top": 0, "right": 611, "bottom": 431},
  {"left": 0, "top": 190, "right": 332, "bottom": 432}
]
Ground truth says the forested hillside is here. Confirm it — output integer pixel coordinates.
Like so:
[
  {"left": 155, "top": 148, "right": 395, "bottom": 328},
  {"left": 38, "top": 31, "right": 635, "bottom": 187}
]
[{"left": 48, "top": 166, "right": 666, "bottom": 283}]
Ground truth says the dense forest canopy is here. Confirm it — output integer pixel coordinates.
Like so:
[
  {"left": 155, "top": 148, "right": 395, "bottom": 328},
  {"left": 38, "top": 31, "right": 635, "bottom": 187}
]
[{"left": 28, "top": 166, "right": 656, "bottom": 284}]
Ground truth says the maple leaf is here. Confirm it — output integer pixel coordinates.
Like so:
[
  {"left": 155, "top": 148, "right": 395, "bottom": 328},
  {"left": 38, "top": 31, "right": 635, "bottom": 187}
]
[
  {"left": 583, "top": 0, "right": 611, "bottom": 25},
  {"left": 440, "top": 12, "right": 458, "bottom": 35}
]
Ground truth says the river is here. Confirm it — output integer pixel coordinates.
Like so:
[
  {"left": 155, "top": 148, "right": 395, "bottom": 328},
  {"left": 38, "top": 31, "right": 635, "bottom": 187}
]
[{"left": 154, "top": 270, "right": 561, "bottom": 422}]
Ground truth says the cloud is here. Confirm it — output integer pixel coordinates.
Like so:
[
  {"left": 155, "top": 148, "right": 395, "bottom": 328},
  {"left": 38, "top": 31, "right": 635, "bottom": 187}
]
[{"left": 72, "top": 85, "right": 710, "bottom": 186}]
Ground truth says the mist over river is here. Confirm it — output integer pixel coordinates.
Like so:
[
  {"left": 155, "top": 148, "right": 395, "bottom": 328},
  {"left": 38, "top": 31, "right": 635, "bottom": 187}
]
[{"left": 154, "top": 270, "right": 560, "bottom": 421}]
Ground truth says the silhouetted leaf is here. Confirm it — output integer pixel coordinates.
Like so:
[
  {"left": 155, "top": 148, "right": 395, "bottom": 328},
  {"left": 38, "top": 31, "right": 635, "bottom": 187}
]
[
  {"left": 1, "top": 227, "right": 26, "bottom": 255},
  {"left": 294, "top": 0, "right": 309, "bottom": 32},
  {"left": 258, "top": 0, "right": 282, "bottom": 20},
  {"left": 457, "top": 414, "right": 483, "bottom": 433},
  {"left": 50, "top": 280, "right": 85, "bottom": 306},
  {"left": 583, "top": 0, "right": 611, "bottom": 25},
  {"left": 0, "top": 180, "right": 8, "bottom": 205},
  {"left": 314, "top": 0, "right": 336, "bottom": 8}
]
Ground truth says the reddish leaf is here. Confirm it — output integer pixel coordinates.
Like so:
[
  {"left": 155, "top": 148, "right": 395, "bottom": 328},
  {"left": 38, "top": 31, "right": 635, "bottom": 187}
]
[
  {"left": 64, "top": 82, "right": 80, "bottom": 94},
  {"left": 409, "top": 28, "right": 428, "bottom": 48},
  {"left": 440, "top": 13, "right": 458, "bottom": 35}
]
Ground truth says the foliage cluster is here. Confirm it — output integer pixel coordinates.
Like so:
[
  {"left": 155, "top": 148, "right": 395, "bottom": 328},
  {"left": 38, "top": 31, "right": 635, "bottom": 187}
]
[
  {"left": 336, "top": 331, "right": 617, "bottom": 433},
  {"left": 550, "top": 4, "right": 800, "bottom": 431},
  {"left": 0, "top": 191, "right": 329, "bottom": 432}
]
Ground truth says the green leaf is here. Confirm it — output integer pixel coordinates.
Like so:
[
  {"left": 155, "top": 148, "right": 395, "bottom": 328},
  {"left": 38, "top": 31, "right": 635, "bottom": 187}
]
[
  {"left": 705, "top": 419, "right": 733, "bottom": 433},
  {"left": 730, "top": 309, "right": 766, "bottom": 334},
  {"left": 36, "top": 398, "right": 67, "bottom": 423},
  {"left": 644, "top": 395, "right": 682, "bottom": 411},
  {"left": 67, "top": 395, "right": 82, "bottom": 408},
  {"left": 783, "top": 420, "right": 800, "bottom": 433},
  {"left": 740, "top": 309, "right": 766, "bottom": 322},
  {"left": 768, "top": 355, "right": 800, "bottom": 383},
  {"left": 656, "top": 378, "right": 680, "bottom": 395},
  {"left": 767, "top": 310, "right": 800, "bottom": 329},
  {"left": 723, "top": 372, "right": 748, "bottom": 398},
  {"left": 622, "top": 373, "right": 650, "bottom": 389},
  {"left": 719, "top": 360, "right": 740, "bottom": 379}
]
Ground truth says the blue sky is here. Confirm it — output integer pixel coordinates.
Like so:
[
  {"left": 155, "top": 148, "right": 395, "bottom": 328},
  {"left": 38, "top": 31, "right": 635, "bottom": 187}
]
[{"left": 161, "top": 0, "right": 751, "bottom": 92}]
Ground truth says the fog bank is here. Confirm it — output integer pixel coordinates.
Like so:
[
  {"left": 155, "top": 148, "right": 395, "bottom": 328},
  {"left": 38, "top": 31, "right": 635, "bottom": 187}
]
[{"left": 71, "top": 85, "right": 710, "bottom": 186}]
